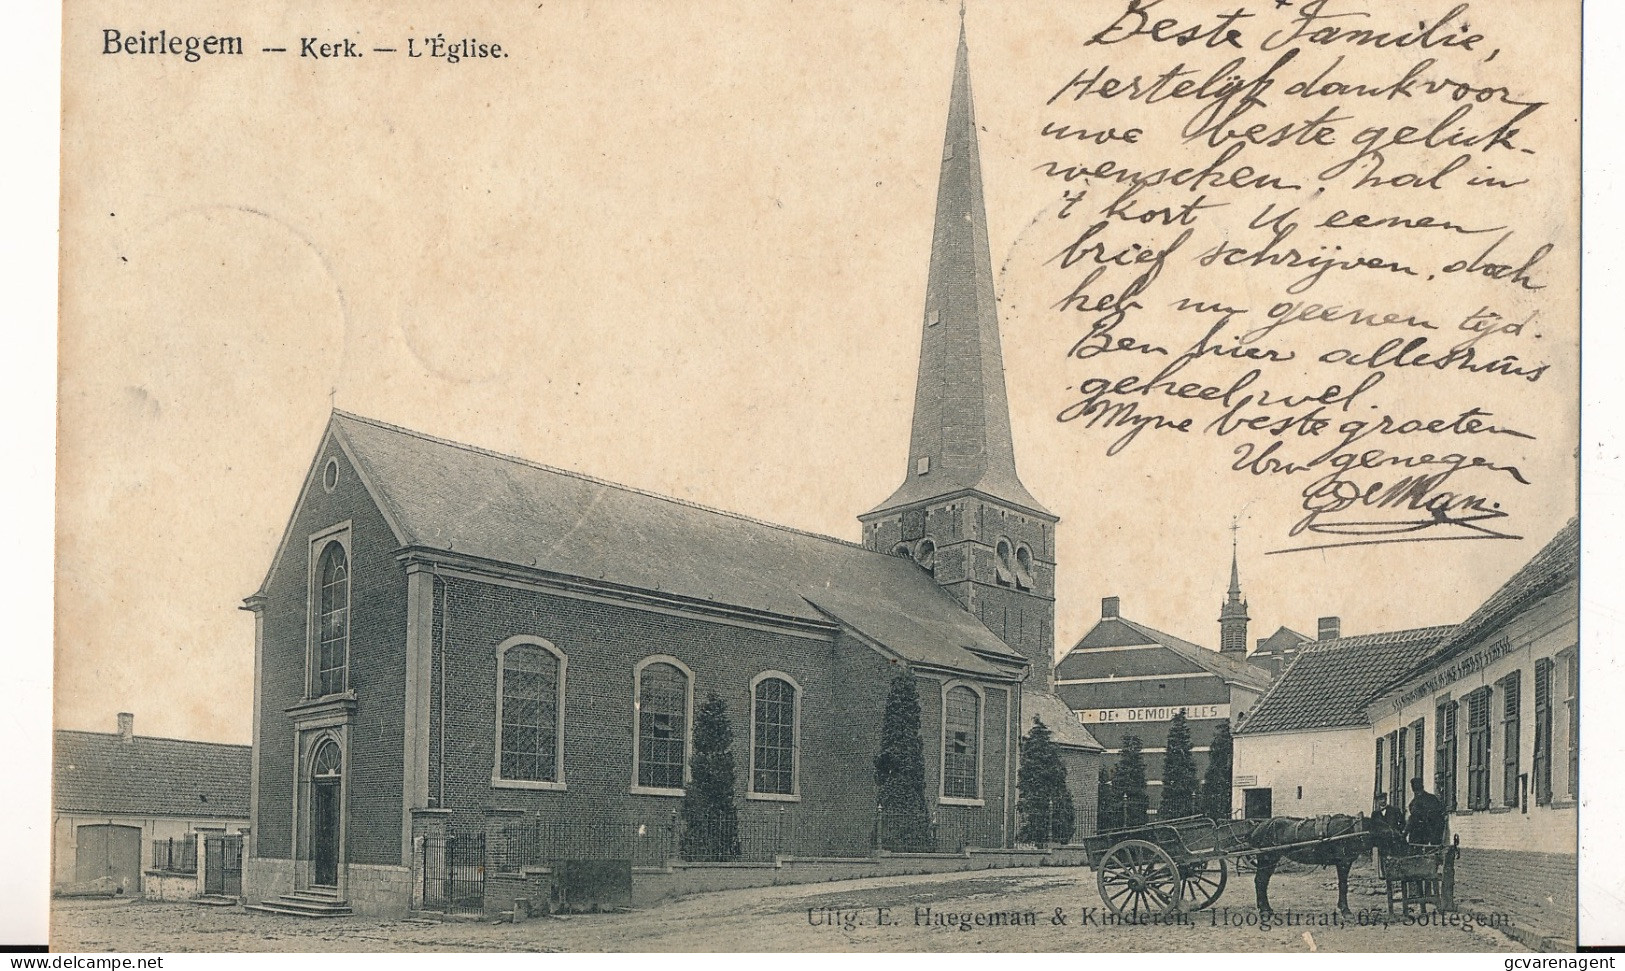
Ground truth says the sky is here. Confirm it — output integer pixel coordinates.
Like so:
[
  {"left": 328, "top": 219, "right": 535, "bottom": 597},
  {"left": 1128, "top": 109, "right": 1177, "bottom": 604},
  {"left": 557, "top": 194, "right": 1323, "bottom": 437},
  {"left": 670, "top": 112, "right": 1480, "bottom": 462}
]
[{"left": 55, "top": 0, "right": 1579, "bottom": 743}]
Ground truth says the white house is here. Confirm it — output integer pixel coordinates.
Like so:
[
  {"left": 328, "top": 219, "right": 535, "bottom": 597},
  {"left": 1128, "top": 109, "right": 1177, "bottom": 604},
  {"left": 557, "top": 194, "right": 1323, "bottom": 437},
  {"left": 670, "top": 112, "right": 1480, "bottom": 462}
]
[{"left": 1232, "top": 620, "right": 1451, "bottom": 818}]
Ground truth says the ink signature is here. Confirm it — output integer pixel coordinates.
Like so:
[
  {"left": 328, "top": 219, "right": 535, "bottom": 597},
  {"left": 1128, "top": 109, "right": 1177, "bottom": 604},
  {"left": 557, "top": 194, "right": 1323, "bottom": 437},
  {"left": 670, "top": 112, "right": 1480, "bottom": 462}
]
[{"left": 1270, "top": 467, "right": 1522, "bottom": 554}]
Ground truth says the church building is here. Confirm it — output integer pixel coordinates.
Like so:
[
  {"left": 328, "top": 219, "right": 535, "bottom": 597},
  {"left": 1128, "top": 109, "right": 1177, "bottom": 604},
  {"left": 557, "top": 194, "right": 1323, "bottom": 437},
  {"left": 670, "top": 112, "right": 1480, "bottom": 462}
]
[{"left": 242, "top": 22, "right": 1100, "bottom": 917}]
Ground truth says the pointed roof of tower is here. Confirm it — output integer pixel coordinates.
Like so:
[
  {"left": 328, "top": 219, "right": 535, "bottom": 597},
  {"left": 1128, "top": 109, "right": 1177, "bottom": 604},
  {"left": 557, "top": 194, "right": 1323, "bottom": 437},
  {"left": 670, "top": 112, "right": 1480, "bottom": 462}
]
[
  {"left": 1221, "top": 520, "right": 1248, "bottom": 616},
  {"left": 869, "top": 20, "right": 1050, "bottom": 519}
]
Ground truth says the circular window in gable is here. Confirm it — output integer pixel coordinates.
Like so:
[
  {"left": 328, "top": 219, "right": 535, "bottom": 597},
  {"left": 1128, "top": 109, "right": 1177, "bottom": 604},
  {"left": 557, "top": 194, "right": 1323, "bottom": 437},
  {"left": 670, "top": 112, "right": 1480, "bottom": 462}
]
[{"left": 322, "top": 457, "right": 340, "bottom": 493}]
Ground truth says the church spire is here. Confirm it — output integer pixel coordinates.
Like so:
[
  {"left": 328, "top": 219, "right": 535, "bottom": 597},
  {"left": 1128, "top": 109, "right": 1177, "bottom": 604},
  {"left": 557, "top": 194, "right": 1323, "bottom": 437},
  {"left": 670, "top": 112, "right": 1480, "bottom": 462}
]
[
  {"left": 868, "top": 17, "right": 1049, "bottom": 518},
  {"left": 1219, "top": 519, "right": 1250, "bottom": 654}
]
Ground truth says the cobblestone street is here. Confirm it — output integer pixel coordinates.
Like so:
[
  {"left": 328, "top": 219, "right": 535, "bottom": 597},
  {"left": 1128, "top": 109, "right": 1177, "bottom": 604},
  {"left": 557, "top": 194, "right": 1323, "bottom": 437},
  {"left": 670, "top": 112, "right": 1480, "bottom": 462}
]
[{"left": 54, "top": 865, "right": 1528, "bottom": 953}]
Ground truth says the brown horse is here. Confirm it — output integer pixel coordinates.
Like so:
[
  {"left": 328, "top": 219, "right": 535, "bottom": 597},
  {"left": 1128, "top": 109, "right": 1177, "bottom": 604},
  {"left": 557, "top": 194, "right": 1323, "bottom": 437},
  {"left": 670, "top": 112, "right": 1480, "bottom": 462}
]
[{"left": 1245, "top": 806, "right": 1406, "bottom": 915}]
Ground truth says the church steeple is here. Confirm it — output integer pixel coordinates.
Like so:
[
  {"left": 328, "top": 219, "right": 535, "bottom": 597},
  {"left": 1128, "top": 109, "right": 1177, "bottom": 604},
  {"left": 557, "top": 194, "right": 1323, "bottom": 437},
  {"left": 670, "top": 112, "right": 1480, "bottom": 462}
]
[
  {"left": 860, "top": 15, "right": 1058, "bottom": 686},
  {"left": 1219, "top": 521, "right": 1250, "bottom": 654},
  {"left": 868, "top": 15, "right": 1048, "bottom": 519}
]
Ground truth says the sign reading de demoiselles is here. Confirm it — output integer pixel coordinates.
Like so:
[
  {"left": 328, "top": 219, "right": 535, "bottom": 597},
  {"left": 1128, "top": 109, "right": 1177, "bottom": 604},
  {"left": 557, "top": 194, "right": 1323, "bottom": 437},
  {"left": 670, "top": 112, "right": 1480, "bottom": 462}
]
[{"left": 1077, "top": 704, "right": 1229, "bottom": 725}]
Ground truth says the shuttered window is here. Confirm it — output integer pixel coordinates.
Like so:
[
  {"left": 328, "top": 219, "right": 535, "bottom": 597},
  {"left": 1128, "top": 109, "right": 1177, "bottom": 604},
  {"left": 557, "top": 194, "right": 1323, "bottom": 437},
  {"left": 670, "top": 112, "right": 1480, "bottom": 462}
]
[
  {"left": 1501, "top": 673, "right": 1521, "bottom": 808},
  {"left": 1533, "top": 659, "right": 1553, "bottom": 806},
  {"left": 1409, "top": 718, "right": 1426, "bottom": 789},
  {"left": 1435, "top": 700, "right": 1458, "bottom": 813},
  {"left": 1467, "top": 688, "right": 1492, "bottom": 811},
  {"left": 1373, "top": 735, "right": 1387, "bottom": 811},
  {"left": 1566, "top": 654, "right": 1579, "bottom": 799}
]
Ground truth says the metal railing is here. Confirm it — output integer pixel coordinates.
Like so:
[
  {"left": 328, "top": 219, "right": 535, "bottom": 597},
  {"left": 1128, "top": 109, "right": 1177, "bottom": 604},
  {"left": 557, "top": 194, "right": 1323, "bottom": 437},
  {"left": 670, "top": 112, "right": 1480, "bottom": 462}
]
[
  {"left": 874, "top": 807, "right": 986, "bottom": 854},
  {"left": 487, "top": 810, "right": 817, "bottom": 870},
  {"left": 151, "top": 837, "right": 197, "bottom": 873}
]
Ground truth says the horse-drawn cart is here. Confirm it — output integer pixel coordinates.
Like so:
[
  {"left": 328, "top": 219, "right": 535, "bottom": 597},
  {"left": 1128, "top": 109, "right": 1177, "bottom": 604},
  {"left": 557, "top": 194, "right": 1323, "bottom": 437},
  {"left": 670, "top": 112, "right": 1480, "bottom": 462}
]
[{"left": 1079, "top": 815, "right": 1381, "bottom": 919}]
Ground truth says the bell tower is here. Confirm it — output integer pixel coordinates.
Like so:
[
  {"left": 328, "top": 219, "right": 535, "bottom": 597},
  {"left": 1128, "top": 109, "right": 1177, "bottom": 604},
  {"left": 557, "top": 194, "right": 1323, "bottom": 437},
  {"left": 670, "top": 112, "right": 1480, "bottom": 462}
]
[
  {"left": 1219, "top": 521, "right": 1250, "bottom": 655},
  {"left": 860, "top": 16, "right": 1059, "bottom": 685}
]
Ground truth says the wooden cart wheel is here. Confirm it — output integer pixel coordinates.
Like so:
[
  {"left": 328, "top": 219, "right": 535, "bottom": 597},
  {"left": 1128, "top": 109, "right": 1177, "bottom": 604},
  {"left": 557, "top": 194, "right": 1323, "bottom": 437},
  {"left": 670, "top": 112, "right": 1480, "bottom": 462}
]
[
  {"left": 1096, "top": 839, "right": 1182, "bottom": 919},
  {"left": 1179, "top": 857, "right": 1228, "bottom": 910}
]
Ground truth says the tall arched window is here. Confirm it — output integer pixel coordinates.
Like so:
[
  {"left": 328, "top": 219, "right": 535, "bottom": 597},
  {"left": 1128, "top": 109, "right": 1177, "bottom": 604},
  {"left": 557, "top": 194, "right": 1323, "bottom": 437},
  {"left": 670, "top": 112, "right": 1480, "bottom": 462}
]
[
  {"left": 751, "top": 674, "right": 799, "bottom": 797},
  {"left": 635, "top": 659, "right": 691, "bottom": 791},
  {"left": 315, "top": 542, "right": 349, "bottom": 696},
  {"left": 496, "top": 639, "right": 565, "bottom": 785},
  {"left": 943, "top": 685, "right": 981, "bottom": 800}
]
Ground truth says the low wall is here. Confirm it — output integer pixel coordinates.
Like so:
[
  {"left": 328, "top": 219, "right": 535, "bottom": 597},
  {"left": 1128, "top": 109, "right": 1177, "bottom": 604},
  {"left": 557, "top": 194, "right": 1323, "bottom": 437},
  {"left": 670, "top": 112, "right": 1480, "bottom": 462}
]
[
  {"left": 142, "top": 871, "right": 198, "bottom": 902},
  {"left": 486, "top": 868, "right": 555, "bottom": 918},
  {"left": 631, "top": 847, "right": 1066, "bottom": 907}
]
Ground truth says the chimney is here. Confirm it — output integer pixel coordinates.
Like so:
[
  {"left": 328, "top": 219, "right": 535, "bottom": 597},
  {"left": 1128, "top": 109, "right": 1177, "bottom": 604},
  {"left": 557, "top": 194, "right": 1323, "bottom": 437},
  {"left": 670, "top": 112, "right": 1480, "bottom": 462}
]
[
  {"left": 1102, "top": 596, "right": 1120, "bottom": 619},
  {"left": 1318, "top": 616, "right": 1341, "bottom": 641},
  {"left": 117, "top": 712, "right": 134, "bottom": 743}
]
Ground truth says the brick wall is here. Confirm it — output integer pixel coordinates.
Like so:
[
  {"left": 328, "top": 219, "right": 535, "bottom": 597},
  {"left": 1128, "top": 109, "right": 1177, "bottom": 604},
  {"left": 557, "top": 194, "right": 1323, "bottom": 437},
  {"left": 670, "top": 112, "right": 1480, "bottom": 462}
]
[
  {"left": 1452, "top": 848, "right": 1576, "bottom": 943},
  {"left": 253, "top": 440, "right": 408, "bottom": 866},
  {"left": 428, "top": 577, "right": 1015, "bottom": 857}
]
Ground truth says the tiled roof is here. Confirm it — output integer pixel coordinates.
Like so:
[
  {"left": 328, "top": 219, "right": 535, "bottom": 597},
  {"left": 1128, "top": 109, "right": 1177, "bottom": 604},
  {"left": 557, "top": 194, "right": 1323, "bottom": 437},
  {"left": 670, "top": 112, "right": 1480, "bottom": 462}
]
[
  {"left": 1236, "top": 626, "right": 1453, "bottom": 735},
  {"left": 316, "top": 412, "right": 1024, "bottom": 678},
  {"left": 1062, "top": 617, "right": 1274, "bottom": 692},
  {"left": 54, "top": 731, "right": 251, "bottom": 818},
  {"left": 1023, "top": 688, "right": 1104, "bottom": 751},
  {"left": 1427, "top": 518, "right": 1578, "bottom": 665},
  {"left": 1255, "top": 627, "right": 1311, "bottom": 654}
]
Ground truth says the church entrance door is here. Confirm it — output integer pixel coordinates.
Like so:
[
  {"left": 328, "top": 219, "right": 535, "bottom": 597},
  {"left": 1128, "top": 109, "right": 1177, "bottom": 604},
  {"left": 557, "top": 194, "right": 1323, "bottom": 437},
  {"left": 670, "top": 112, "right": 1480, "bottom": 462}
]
[{"left": 309, "top": 738, "right": 342, "bottom": 888}]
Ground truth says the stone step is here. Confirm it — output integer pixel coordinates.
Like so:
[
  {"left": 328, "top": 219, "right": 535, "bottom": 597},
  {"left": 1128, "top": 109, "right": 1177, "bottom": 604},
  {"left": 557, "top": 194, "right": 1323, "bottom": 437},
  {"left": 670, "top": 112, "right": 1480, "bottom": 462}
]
[
  {"left": 192, "top": 894, "right": 241, "bottom": 907},
  {"left": 244, "top": 893, "right": 353, "bottom": 918}
]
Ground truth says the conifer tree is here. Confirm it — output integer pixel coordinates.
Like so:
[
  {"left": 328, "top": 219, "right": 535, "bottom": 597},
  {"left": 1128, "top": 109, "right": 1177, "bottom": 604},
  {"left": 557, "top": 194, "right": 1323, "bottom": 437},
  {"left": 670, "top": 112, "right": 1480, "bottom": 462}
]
[
  {"left": 1097, "top": 766, "right": 1119, "bottom": 832},
  {"left": 1017, "top": 716, "right": 1076, "bottom": 846},
  {"left": 1198, "top": 720, "right": 1235, "bottom": 821},
  {"left": 1115, "top": 734, "right": 1151, "bottom": 828},
  {"left": 680, "top": 693, "right": 740, "bottom": 861},
  {"left": 874, "top": 670, "right": 932, "bottom": 851},
  {"left": 1159, "top": 711, "right": 1199, "bottom": 819}
]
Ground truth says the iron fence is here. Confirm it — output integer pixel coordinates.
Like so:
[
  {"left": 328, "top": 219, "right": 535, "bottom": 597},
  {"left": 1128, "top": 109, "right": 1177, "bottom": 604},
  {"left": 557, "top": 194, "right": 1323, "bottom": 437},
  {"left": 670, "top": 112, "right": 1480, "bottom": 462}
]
[
  {"left": 151, "top": 837, "right": 197, "bottom": 873},
  {"left": 874, "top": 808, "right": 986, "bottom": 854},
  {"left": 421, "top": 832, "right": 486, "bottom": 916},
  {"left": 1017, "top": 798, "right": 1077, "bottom": 848},
  {"left": 487, "top": 810, "right": 807, "bottom": 871}
]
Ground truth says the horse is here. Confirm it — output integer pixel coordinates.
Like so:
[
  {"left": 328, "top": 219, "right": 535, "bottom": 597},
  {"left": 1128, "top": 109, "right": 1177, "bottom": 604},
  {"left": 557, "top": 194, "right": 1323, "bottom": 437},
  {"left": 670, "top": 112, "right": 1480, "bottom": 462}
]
[{"left": 1243, "top": 805, "right": 1406, "bottom": 916}]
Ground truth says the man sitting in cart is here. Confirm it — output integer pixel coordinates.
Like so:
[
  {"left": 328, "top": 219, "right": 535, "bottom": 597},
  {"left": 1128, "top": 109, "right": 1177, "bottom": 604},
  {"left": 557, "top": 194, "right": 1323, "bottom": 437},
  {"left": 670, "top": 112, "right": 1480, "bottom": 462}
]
[{"left": 1405, "top": 778, "right": 1448, "bottom": 847}]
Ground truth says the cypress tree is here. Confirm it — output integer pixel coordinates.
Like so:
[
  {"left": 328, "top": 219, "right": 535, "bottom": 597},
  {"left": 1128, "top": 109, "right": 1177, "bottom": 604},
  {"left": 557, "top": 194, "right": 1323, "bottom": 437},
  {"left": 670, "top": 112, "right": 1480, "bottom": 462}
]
[
  {"left": 1159, "top": 711, "right": 1199, "bottom": 819},
  {"left": 1017, "top": 716, "right": 1076, "bottom": 846},
  {"left": 1097, "top": 766, "right": 1119, "bottom": 832},
  {"left": 874, "top": 670, "right": 932, "bottom": 851},
  {"left": 680, "top": 693, "right": 741, "bottom": 861},
  {"left": 1115, "top": 734, "right": 1151, "bottom": 828},
  {"left": 1198, "top": 720, "right": 1235, "bottom": 821}
]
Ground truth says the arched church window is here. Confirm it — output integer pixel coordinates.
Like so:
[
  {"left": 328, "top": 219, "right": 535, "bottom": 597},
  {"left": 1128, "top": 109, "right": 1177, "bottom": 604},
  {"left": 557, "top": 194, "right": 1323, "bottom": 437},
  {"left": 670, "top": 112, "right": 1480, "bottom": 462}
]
[
  {"left": 750, "top": 674, "right": 799, "bottom": 797},
  {"left": 496, "top": 639, "right": 565, "bottom": 785},
  {"left": 943, "top": 685, "right": 981, "bottom": 800},
  {"left": 315, "top": 542, "right": 349, "bottom": 697},
  {"left": 635, "top": 659, "right": 691, "bottom": 791}
]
